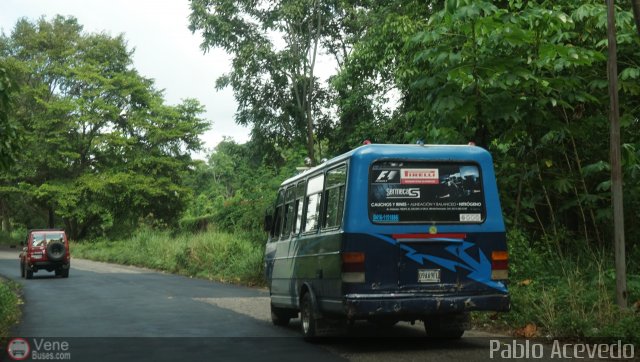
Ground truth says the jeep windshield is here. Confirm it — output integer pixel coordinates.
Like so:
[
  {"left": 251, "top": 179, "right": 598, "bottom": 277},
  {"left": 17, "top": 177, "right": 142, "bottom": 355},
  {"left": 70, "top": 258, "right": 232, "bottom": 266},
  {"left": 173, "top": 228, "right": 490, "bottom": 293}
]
[
  {"left": 45, "top": 233, "right": 64, "bottom": 242},
  {"left": 369, "top": 160, "right": 486, "bottom": 224},
  {"left": 31, "top": 232, "right": 64, "bottom": 246}
]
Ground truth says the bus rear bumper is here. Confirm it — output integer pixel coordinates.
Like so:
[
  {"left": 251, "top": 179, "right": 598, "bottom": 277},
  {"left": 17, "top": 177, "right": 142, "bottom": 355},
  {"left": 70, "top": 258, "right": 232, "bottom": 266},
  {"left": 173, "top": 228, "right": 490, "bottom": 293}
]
[{"left": 343, "top": 293, "right": 510, "bottom": 319}]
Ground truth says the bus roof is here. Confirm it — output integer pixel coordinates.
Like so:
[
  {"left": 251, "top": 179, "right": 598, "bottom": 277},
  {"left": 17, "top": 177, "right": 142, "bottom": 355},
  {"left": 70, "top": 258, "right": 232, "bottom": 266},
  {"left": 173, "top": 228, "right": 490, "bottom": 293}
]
[{"left": 281, "top": 143, "right": 491, "bottom": 186}]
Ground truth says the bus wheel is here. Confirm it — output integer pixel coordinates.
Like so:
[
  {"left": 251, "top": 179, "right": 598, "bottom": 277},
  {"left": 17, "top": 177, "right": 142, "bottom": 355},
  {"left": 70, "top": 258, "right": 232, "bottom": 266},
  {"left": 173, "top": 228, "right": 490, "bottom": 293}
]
[
  {"left": 271, "top": 304, "right": 294, "bottom": 326},
  {"left": 300, "top": 293, "right": 318, "bottom": 340}
]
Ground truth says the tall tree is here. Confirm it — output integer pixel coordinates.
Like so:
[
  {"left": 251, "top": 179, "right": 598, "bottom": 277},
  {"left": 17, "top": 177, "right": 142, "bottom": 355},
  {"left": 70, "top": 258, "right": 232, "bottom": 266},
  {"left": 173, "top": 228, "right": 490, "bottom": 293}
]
[
  {"left": 0, "top": 62, "right": 21, "bottom": 232},
  {"left": 189, "top": 0, "right": 342, "bottom": 163},
  {"left": 0, "top": 16, "right": 209, "bottom": 238}
]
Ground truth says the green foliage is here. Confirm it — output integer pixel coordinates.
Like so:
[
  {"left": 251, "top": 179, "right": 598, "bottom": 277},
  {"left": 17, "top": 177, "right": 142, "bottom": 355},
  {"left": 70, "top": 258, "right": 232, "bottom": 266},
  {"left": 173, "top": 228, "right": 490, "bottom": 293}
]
[
  {"left": 0, "top": 228, "right": 24, "bottom": 245},
  {"left": 0, "top": 279, "right": 21, "bottom": 338},
  {"left": 0, "top": 16, "right": 209, "bottom": 238},
  {"left": 181, "top": 139, "right": 306, "bottom": 235},
  {"left": 178, "top": 214, "right": 216, "bottom": 233},
  {"left": 478, "top": 229, "right": 640, "bottom": 344},
  {"left": 72, "top": 228, "right": 265, "bottom": 286},
  {"left": 0, "top": 64, "right": 20, "bottom": 169}
]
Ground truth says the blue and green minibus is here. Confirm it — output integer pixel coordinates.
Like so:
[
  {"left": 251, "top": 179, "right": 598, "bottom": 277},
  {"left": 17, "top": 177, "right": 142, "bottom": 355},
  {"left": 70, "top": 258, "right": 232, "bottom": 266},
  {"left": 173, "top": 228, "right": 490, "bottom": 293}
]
[{"left": 264, "top": 143, "right": 510, "bottom": 339}]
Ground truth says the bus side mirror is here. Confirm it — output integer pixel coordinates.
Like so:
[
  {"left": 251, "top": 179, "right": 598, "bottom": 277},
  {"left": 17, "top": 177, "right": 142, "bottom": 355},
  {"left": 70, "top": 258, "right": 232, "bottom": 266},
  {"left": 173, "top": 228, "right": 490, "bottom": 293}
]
[{"left": 264, "top": 214, "right": 273, "bottom": 232}]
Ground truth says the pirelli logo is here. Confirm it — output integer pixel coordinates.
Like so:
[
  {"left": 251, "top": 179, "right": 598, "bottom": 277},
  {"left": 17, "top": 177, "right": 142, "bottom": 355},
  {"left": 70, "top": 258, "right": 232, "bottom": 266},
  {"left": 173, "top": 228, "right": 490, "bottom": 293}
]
[{"left": 400, "top": 168, "right": 439, "bottom": 184}]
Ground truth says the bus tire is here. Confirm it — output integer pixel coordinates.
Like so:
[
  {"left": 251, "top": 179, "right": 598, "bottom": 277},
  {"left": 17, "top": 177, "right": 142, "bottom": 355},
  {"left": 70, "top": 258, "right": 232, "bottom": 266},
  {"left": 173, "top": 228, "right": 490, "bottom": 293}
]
[
  {"left": 271, "top": 304, "right": 294, "bottom": 326},
  {"left": 300, "top": 292, "right": 318, "bottom": 340}
]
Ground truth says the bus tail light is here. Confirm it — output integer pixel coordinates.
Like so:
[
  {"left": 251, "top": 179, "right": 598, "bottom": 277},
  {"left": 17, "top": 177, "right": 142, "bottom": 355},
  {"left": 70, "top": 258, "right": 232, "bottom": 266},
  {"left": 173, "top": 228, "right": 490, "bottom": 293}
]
[
  {"left": 342, "top": 252, "right": 365, "bottom": 283},
  {"left": 491, "top": 251, "right": 508, "bottom": 280}
]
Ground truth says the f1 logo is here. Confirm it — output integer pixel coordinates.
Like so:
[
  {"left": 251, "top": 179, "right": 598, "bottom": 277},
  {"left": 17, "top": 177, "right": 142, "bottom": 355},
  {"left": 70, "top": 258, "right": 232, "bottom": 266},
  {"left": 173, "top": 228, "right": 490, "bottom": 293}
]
[{"left": 375, "top": 171, "right": 397, "bottom": 182}]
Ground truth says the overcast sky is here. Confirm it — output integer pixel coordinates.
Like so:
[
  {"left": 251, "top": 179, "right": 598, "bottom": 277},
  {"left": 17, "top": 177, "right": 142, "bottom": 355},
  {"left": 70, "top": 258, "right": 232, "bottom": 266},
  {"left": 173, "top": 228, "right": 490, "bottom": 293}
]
[{"left": 0, "top": 0, "right": 251, "bottom": 159}]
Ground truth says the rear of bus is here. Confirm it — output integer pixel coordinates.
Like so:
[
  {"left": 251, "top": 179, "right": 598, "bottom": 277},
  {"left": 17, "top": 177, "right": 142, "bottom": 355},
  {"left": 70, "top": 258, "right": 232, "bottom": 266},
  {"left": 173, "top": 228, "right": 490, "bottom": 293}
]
[{"left": 340, "top": 144, "right": 509, "bottom": 335}]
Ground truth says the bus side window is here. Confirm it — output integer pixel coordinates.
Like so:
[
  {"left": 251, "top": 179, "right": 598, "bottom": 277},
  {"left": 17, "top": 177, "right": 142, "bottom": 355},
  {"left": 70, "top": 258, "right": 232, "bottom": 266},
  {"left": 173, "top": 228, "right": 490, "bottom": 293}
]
[
  {"left": 293, "top": 181, "right": 306, "bottom": 234},
  {"left": 304, "top": 174, "right": 324, "bottom": 232},
  {"left": 323, "top": 164, "right": 347, "bottom": 229},
  {"left": 271, "top": 190, "right": 285, "bottom": 239},
  {"left": 281, "top": 186, "right": 296, "bottom": 239}
]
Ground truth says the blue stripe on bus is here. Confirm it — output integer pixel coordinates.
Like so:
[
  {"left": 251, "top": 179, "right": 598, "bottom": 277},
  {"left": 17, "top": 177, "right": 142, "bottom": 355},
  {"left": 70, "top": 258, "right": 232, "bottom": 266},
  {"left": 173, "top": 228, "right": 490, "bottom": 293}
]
[{"left": 368, "top": 233, "right": 507, "bottom": 293}]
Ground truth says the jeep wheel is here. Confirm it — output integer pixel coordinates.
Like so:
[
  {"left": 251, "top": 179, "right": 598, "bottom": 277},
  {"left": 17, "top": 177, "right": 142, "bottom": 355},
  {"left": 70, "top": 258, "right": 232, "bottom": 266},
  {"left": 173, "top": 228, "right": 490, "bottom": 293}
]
[
  {"left": 46, "top": 241, "right": 66, "bottom": 261},
  {"left": 55, "top": 269, "right": 62, "bottom": 277},
  {"left": 61, "top": 269, "right": 69, "bottom": 278},
  {"left": 20, "top": 263, "right": 25, "bottom": 278},
  {"left": 24, "top": 264, "right": 33, "bottom": 280}
]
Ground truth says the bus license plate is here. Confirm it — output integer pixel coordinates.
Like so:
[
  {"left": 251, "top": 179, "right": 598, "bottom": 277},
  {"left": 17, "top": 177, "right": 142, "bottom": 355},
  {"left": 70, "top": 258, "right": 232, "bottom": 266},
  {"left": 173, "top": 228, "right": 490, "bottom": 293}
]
[{"left": 418, "top": 269, "right": 440, "bottom": 283}]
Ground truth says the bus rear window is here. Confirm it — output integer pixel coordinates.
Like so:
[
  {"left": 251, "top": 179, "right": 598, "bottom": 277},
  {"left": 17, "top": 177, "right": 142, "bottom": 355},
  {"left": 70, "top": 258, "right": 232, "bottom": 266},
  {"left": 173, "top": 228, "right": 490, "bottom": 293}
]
[{"left": 369, "top": 161, "right": 485, "bottom": 224}]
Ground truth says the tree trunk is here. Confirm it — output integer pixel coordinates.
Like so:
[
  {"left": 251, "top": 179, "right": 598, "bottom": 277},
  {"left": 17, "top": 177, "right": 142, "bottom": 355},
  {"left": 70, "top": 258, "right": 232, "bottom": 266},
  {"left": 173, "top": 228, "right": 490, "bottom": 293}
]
[
  {"left": 0, "top": 198, "right": 10, "bottom": 232},
  {"left": 64, "top": 218, "right": 73, "bottom": 238},
  {"left": 306, "top": 112, "right": 315, "bottom": 165},
  {"left": 606, "top": 0, "right": 627, "bottom": 308},
  {"left": 304, "top": 1, "right": 322, "bottom": 165},
  {"left": 48, "top": 206, "right": 55, "bottom": 228},
  {"left": 513, "top": 172, "right": 524, "bottom": 227}
]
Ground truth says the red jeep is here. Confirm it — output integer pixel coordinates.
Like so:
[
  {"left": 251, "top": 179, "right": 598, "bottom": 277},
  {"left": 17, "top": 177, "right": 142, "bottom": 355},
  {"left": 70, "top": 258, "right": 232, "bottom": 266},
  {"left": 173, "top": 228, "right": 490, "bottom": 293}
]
[{"left": 19, "top": 229, "right": 70, "bottom": 279}]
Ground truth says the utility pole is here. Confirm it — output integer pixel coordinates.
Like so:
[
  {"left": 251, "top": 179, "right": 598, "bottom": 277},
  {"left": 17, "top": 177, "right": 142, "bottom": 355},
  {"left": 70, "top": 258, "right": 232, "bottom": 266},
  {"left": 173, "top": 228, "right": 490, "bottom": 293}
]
[{"left": 606, "top": 0, "right": 627, "bottom": 308}]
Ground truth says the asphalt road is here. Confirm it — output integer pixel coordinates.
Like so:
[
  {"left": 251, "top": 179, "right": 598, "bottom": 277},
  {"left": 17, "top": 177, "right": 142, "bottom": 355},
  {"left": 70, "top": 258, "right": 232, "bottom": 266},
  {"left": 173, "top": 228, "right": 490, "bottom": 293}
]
[{"left": 0, "top": 247, "right": 569, "bottom": 362}]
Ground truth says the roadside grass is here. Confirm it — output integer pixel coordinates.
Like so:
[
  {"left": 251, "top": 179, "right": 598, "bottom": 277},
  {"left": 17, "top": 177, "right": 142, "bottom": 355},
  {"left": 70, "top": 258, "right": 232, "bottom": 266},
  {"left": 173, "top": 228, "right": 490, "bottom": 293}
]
[
  {"left": 473, "top": 229, "right": 640, "bottom": 345},
  {"left": 71, "top": 228, "right": 266, "bottom": 287},
  {"left": 0, "top": 279, "right": 21, "bottom": 338}
]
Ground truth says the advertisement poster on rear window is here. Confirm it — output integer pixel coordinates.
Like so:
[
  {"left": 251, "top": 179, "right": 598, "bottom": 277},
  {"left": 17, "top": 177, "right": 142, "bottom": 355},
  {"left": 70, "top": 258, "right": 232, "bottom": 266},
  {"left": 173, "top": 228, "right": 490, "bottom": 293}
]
[{"left": 369, "top": 162, "right": 485, "bottom": 223}]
